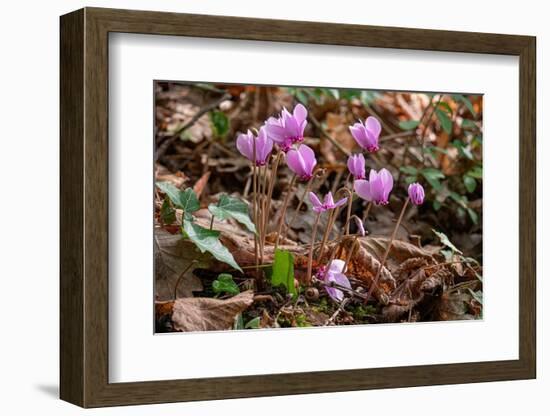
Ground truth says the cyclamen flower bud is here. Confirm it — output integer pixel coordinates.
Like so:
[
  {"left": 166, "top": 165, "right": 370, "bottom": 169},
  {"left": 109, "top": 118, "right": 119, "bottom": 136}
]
[{"left": 408, "top": 182, "right": 425, "bottom": 205}]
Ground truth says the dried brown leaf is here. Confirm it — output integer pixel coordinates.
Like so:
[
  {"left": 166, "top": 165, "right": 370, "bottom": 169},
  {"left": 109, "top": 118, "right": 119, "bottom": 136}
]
[
  {"left": 154, "top": 227, "right": 209, "bottom": 300},
  {"left": 172, "top": 291, "right": 254, "bottom": 331}
]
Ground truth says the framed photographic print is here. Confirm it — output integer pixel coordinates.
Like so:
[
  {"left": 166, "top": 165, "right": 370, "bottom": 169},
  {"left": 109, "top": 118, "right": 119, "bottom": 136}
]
[{"left": 60, "top": 7, "right": 536, "bottom": 408}]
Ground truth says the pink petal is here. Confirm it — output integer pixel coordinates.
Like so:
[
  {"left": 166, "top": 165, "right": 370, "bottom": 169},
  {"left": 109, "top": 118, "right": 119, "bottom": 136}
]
[
  {"left": 293, "top": 103, "right": 308, "bottom": 123},
  {"left": 309, "top": 192, "right": 323, "bottom": 211},
  {"left": 333, "top": 197, "right": 348, "bottom": 209},
  {"left": 298, "top": 144, "right": 316, "bottom": 175},
  {"left": 365, "top": 116, "right": 382, "bottom": 139},
  {"left": 354, "top": 179, "right": 372, "bottom": 202},
  {"left": 328, "top": 259, "right": 346, "bottom": 274},
  {"left": 286, "top": 148, "right": 307, "bottom": 177},
  {"left": 323, "top": 191, "right": 335, "bottom": 208},
  {"left": 236, "top": 131, "right": 253, "bottom": 161}
]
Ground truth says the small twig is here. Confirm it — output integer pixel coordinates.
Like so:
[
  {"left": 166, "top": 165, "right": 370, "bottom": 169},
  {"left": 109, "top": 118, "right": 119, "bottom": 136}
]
[
  {"left": 173, "top": 260, "right": 199, "bottom": 300},
  {"left": 156, "top": 93, "right": 231, "bottom": 160},
  {"left": 325, "top": 298, "right": 350, "bottom": 325}
]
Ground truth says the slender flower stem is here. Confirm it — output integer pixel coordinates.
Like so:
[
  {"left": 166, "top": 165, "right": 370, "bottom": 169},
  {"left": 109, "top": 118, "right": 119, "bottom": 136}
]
[
  {"left": 252, "top": 141, "right": 259, "bottom": 268},
  {"left": 341, "top": 187, "right": 353, "bottom": 236},
  {"left": 285, "top": 168, "right": 325, "bottom": 237},
  {"left": 274, "top": 174, "right": 297, "bottom": 250},
  {"left": 365, "top": 198, "right": 410, "bottom": 303},
  {"left": 307, "top": 212, "right": 321, "bottom": 284},
  {"left": 317, "top": 187, "right": 352, "bottom": 263},
  {"left": 362, "top": 201, "right": 373, "bottom": 223},
  {"left": 209, "top": 214, "right": 215, "bottom": 230},
  {"left": 317, "top": 208, "right": 336, "bottom": 263},
  {"left": 173, "top": 260, "right": 199, "bottom": 300},
  {"left": 343, "top": 236, "right": 359, "bottom": 273},
  {"left": 262, "top": 151, "right": 283, "bottom": 252}
]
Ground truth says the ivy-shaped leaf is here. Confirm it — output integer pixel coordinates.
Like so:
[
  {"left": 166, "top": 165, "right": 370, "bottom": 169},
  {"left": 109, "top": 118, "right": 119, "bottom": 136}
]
[
  {"left": 183, "top": 220, "right": 242, "bottom": 272},
  {"left": 208, "top": 194, "right": 256, "bottom": 233},
  {"left": 156, "top": 182, "right": 200, "bottom": 213},
  {"left": 212, "top": 273, "right": 240, "bottom": 296},
  {"left": 160, "top": 197, "right": 176, "bottom": 225}
]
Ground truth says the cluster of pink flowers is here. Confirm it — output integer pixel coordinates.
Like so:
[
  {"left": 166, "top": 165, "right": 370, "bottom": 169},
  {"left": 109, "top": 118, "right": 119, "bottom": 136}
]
[{"left": 236, "top": 102, "right": 425, "bottom": 303}]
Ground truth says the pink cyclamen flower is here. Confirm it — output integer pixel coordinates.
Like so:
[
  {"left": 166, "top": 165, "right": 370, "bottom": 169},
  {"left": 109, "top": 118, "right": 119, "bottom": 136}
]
[
  {"left": 347, "top": 153, "right": 366, "bottom": 180},
  {"left": 236, "top": 128, "right": 273, "bottom": 166},
  {"left": 349, "top": 116, "right": 382, "bottom": 152},
  {"left": 316, "top": 259, "right": 351, "bottom": 302},
  {"left": 408, "top": 182, "right": 425, "bottom": 205},
  {"left": 309, "top": 191, "right": 347, "bottom": 213},
  {"left": 264, "top": 103, "right": 308, "bottom": 152},
  {"left": 354, "top": 168, "right": 394, "bottom": 205},
  {"left": 286, "top": 144, "right": 317, "bottom": 181}
]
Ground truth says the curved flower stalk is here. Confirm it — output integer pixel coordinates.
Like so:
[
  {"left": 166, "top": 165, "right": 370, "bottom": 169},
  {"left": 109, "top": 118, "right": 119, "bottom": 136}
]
[
  {"left": 274, "top": 145, "right": 318, "bottom": 250},
  {"left": 236, "top": 128, "right": 273, "bottom": 166},
  {"left": 286, "top": 144, "right": 317, "bottom": 181},
  {"left": 347, "top": 153, "right": 366, "bottom": 180},
  {"left": 316, "top": 259, "right": 351, "bottom": 302},
  {"left": 354, "top": 168, "right": 394, "bottom": 205},
  {"left": 265, "top": 103, "right": 308, "bottom": 152},
  {"left": 349, "top": 116, "right": 382, "bottom": 152},
  {"left": 365, "top": 183, "right": 426, "bottom": 303}
]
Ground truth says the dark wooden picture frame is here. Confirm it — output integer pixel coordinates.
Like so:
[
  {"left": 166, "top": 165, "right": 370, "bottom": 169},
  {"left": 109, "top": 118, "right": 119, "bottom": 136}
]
[{"left": 60, "top": 7, "right": 536, "bottom": 408}]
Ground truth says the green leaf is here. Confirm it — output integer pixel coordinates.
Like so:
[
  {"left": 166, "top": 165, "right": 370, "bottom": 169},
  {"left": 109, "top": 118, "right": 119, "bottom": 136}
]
[
  {"left": 210, "top": 110, "right": 229, "bottom": 138},
  {"left": 398, "top": 120, "right": 420, "bottom": 130},
  {"left": 461, "top": 119, "right": 478, "bottom": 129},
  {"left": 466, "top": 207, "right": 479, "bottom": 224},
  {"left": 212, "top": 273, "right": 240, "bottom": 296},
  {"left": 437, "top": 101, "right": 453, "bottom": 116},
  {"left": 453, "top": 94, "right": 477, "bottom": 116},
  {"left": 234, "top": 313, "right": 244, "bottom": 330},
  {"left": 432, "top": 229, "right": 463, "bottom": 254},
  {"left": 433, "top": 200, "right": 442, "bottom": 211},
  {"left": 183, "top": 220, "right": 242, "bottom": 272},
  {"left": 270, "top": 249, "right": 297, "bottom": 298},
  {"left": 435, "top": 108, "right": 453, "bottom": 134},
  {"left": 156, "top": 182, "right": 183, "bottom": 208},
  {"left": 467, "top": 166, "right": 483, "bottom": 179},
  {"left": 208, "top": 194, "right": 256, "bottom": 233},
  {"left": 463, "top": 175, "right": 477, "bottom": 193},
  {"left": 452, "top": 140, "right": 474, "bottom": 160},
  {"left": 156, "top": 182, "right": 200, "bottom": 213},
  {"left": 421, "top": 168, "right": 445, "bottom": 191},
  {"left": 160, "top": 197, "right": 176, "bottom": 225},
  {"left": 245, "top": 317, "right": 261, "bottom": 329},
  {"left": 400, "top": 166, "right": 418, "bottom": 176}
]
